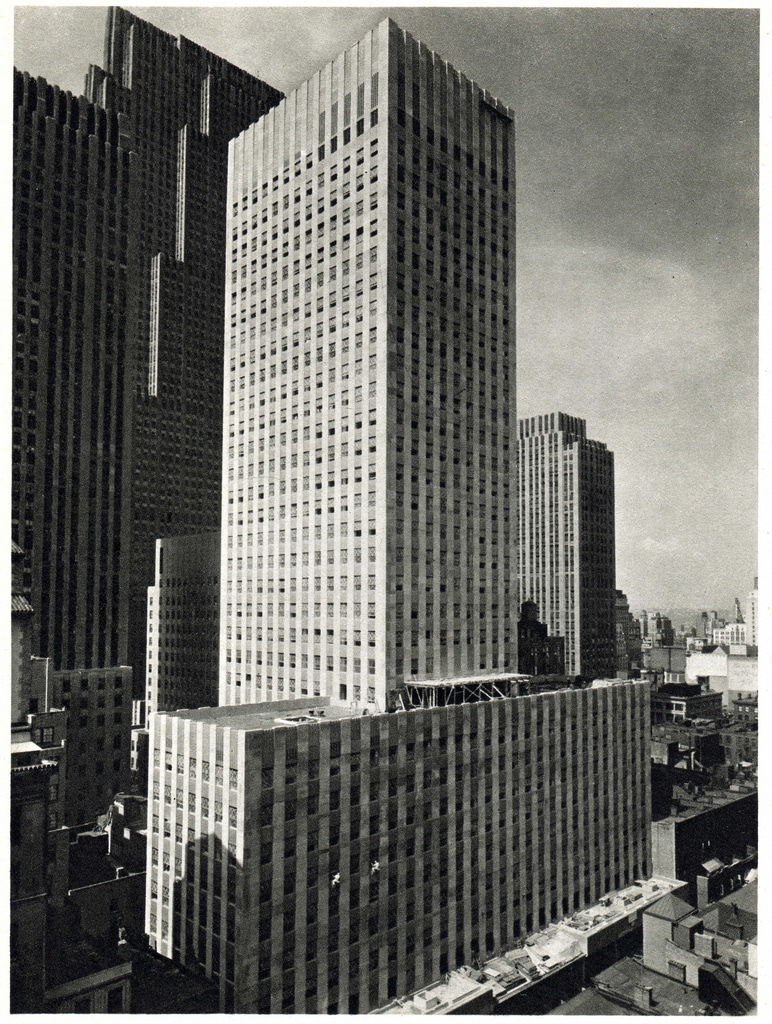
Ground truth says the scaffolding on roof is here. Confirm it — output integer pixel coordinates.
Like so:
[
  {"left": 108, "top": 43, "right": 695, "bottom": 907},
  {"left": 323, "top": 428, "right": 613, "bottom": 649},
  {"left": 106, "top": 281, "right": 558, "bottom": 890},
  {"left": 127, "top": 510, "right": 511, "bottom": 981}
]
[{"left": 395, "top": 674, "right": 536, "bottom": 710}]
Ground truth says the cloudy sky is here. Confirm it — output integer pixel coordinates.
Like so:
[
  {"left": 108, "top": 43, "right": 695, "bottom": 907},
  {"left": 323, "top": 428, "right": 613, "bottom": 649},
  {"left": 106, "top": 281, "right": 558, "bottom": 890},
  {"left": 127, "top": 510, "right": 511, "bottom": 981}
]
[{"left": 13, "top": 5, "right": 758, "bottom": 616}]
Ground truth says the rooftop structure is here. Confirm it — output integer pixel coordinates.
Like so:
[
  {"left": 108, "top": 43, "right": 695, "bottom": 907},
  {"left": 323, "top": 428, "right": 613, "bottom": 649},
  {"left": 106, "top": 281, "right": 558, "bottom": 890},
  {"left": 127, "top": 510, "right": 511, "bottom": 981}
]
[
  {"left": 394, "top": 671, "right": 565, "bottom": 709},
  {"left": 641, "top": 879, "right": 757, "bottom": 1013}
]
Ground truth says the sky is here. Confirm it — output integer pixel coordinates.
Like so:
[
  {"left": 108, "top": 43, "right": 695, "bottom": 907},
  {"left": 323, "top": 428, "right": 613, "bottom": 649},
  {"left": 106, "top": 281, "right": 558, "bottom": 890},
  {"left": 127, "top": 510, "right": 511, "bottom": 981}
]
[{"left": 12, "top": 4, "right": 759, "bottom": 616}]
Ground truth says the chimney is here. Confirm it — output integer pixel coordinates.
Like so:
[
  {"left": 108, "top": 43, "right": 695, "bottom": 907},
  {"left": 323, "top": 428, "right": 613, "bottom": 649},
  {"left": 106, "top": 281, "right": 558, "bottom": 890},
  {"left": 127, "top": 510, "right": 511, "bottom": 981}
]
[{"left": 633, "top": 985, "right": 654, "bottom": 1009}]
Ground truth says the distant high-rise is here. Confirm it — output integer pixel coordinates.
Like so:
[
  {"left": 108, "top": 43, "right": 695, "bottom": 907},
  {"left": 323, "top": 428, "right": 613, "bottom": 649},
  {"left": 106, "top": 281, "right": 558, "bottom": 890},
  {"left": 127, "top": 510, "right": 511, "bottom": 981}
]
[
  {"left": 518, "top": 413, "right": 615, "bottom": 678},
  {"left": 614, "top": 589, "right": 641, "bottom": 677},
  {"left": 746, "top": 578, "right": 758, "bottom": 646},
  {"left": 220, "top": 19, "right": 517, "bottom": 710},
  {"left": 84, "top": 7, "right": 282, "bottom": 687},
  {"left": 640, "top": 610, "right": 674, "bottom": 650}
]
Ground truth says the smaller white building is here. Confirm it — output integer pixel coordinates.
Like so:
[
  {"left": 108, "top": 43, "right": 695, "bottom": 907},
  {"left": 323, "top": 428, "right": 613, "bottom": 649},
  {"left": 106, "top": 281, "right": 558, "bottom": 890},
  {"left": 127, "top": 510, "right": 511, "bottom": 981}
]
[
  {"left": 712, "top": 623, "right": 746, "bottom": 646},
  {"left": 685, "top": 646, "right": 757, "bottom": 707}
]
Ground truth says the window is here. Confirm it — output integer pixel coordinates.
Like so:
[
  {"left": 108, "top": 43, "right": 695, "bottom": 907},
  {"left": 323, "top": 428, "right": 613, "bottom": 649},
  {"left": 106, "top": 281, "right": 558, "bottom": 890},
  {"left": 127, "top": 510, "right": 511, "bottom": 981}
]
[
  {"left": 107, "top": 987, "right": 124, "bottom": 1012},
  {"left": 668, "top": 961, "right": 686, "bottom": 983}
]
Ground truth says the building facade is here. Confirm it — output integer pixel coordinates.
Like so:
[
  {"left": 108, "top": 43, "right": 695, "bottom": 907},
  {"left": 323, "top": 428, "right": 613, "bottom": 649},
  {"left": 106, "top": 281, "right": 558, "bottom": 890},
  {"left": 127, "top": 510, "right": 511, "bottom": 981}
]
[
  {"left": 146, "top": 533, "right": 220, "bottom": 717},
  {"left": 518, "top": 412, "right": 616, "bottom": 679},
  {"left": 29, "top": 659, "right": 132, "bottom": 825},
  {"left": 685, "top": 646, "right": 758, "bottom": 708},
  {"left": 614, "top": 589, "right": 641, "bottom": 678},
  {"left": 650, "top": 684, "right": 723, "bottom": 725},
  {"left": 651, "top": 788, "right": 757, "bottom": 906},
  {"left": 12, "top": 70, "right": 135, "bottom": 684},
  {"left": 82, "top": 7, "right": 282, "bottom": 687},
  {"left": 146, "top": 682, "right": 651, "bottom": 1013},
  {"left": 712, "top": 622, "right": 747, "bottom": 646},
  {"left": 517, "top": 601, "right": 565, "bottom": 676},
  {"left": 220, "top": 19, "right": 517, "bottom": 711}
]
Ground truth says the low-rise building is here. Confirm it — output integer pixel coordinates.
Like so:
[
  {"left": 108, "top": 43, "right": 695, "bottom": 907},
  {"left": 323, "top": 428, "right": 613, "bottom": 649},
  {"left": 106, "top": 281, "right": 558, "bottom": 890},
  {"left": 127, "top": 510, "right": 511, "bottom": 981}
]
[
  {"left": 685, "top": 645, "right": 758, "bottom": 708},
  {"left": 30, "top": 657, "right": 132, "bottom": 825},
  {"left": 651, "top": 683, "right": 722, "bottom": 725},
  {"left": 651, "top": 781, "right": 757, "bottom": 905},
  {"left": 651, "top": 721, "right": 723, "bottom": 771},
  {"left": 147, "top": 683, "right": 652, "bottom": 1012},
  {"left": 642, "top": 881, "right": 757, "bottom": 1013},
  {"left": 719, "top": 722, "right": 758, "bottom": 767},
  {"left": 375, "top": 877, "right": 687, "bottom": 1015},
  {"left": 712, "top": 622, "right": 747, "bottom": 645}
]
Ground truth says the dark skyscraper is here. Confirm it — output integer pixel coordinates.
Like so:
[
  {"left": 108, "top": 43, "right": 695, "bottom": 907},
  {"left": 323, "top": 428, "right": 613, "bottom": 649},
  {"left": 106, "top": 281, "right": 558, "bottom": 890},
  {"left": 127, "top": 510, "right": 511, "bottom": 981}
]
[
  {"left": 84, "top": 8, "right": 282, "bottom": 687},
  {"left": 13, "top": 69, "right": 135, "bottom": 676}
]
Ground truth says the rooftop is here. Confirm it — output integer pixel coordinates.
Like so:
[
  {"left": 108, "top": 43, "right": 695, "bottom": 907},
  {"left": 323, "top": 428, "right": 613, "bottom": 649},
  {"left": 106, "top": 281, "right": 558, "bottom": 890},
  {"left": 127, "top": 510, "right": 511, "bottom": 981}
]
[
  {"left": 376, "top": 879, "right": 683, "bottom": 1014},
  {"left": 372, "top": 967, "right": 489, "bottom": 1014},
  {"left": 162, "top": 696, "right": 360, "bottom": 731},
  {"left": 559, "top": 878, "right": 683, "bottom": 936},
  {"left": 652, "top": 780, "right": 757, "bottom": 823},
  {"left": 644, "top": 893, "right": 695, "bottom": 923},
  {"left": 593, "top": 957, "right": 711, "bottom": 1016}
]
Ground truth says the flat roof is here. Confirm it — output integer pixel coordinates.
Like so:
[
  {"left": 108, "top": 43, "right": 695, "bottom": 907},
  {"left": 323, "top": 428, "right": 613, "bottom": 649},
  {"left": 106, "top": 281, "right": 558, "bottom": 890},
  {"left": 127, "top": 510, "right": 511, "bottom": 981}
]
[
  {"left": 372, "top": 968, "right": 488, "bottom": 1014},
  {"left": 559, "top": 878, "right": 684, "bottom": 936},
  {"left": 373, "top": 878, "right": 684, "bottom": 1015},
  {"left": 593, "top": 958, "right": 709, "bottom": 1016},
  {"left": 161, "top": 697, "right": 362, "bottom": 732}
]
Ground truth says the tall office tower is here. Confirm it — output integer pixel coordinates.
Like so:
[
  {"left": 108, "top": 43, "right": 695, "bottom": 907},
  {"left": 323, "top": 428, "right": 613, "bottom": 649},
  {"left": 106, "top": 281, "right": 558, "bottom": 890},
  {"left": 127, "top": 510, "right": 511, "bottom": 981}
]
[
  {"left": 146, "top": 533, "right": 221, "bottom": 718},
  {"left": 644, "top": 611, "right": 674, "bottom": 648},
  {"left": 85, "top": 7, "right": 282, "bottom": 687},
  {"left": 614, "top": 589, "right": 630, "bottom": 675},
  {"left": 12, "top": 69, "right": 135, "bottom": 689},
  {"left": 221, "top": 18, "right": 517, "bottom": 710},
  {"left": 746, "top": 578, "right": 758, "bottom": 647},
  {"left": 518, "top": 413, "right": 616, "bottom": 679},
  {"left": 146, "top": 682, "right": 651, "bottom": 1013}
]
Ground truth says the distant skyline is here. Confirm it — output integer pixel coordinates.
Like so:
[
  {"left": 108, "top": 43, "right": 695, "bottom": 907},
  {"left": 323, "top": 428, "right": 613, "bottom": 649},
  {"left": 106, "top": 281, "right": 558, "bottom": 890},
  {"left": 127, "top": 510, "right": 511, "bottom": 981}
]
[{"left": 13, "top": 5, "right": 759, "bottom": 613}]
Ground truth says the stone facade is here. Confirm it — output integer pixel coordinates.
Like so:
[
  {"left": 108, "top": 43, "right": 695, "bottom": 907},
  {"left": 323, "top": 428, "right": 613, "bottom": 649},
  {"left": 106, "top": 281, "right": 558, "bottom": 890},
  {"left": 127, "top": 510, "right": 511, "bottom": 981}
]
[
  {"left": 518, "top": 413, "right": 616, "bottom": 679},
  {"left": 220, "top": 19, "right": 517, "bottom": 711},
  {"left": 146, "top": 682, "right": 651, "bottom": 1012}
]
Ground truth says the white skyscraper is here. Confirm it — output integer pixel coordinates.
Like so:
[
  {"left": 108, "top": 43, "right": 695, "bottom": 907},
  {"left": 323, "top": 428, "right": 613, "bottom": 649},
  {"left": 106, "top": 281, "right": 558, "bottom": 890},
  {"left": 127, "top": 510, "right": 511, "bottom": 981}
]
[{"left": 220, "top": 19, "right": 517, "bottom": 711}]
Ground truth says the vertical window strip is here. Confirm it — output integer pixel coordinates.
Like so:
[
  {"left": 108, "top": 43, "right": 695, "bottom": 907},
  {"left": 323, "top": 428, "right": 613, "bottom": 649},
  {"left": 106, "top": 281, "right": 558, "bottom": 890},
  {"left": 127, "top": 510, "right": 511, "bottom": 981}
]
[
  {"left": 148, "top": 253, "right": 161, "bottom": 396},
  {"left": 175, "top": 126, "right": 187, "bottom": 262}
]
